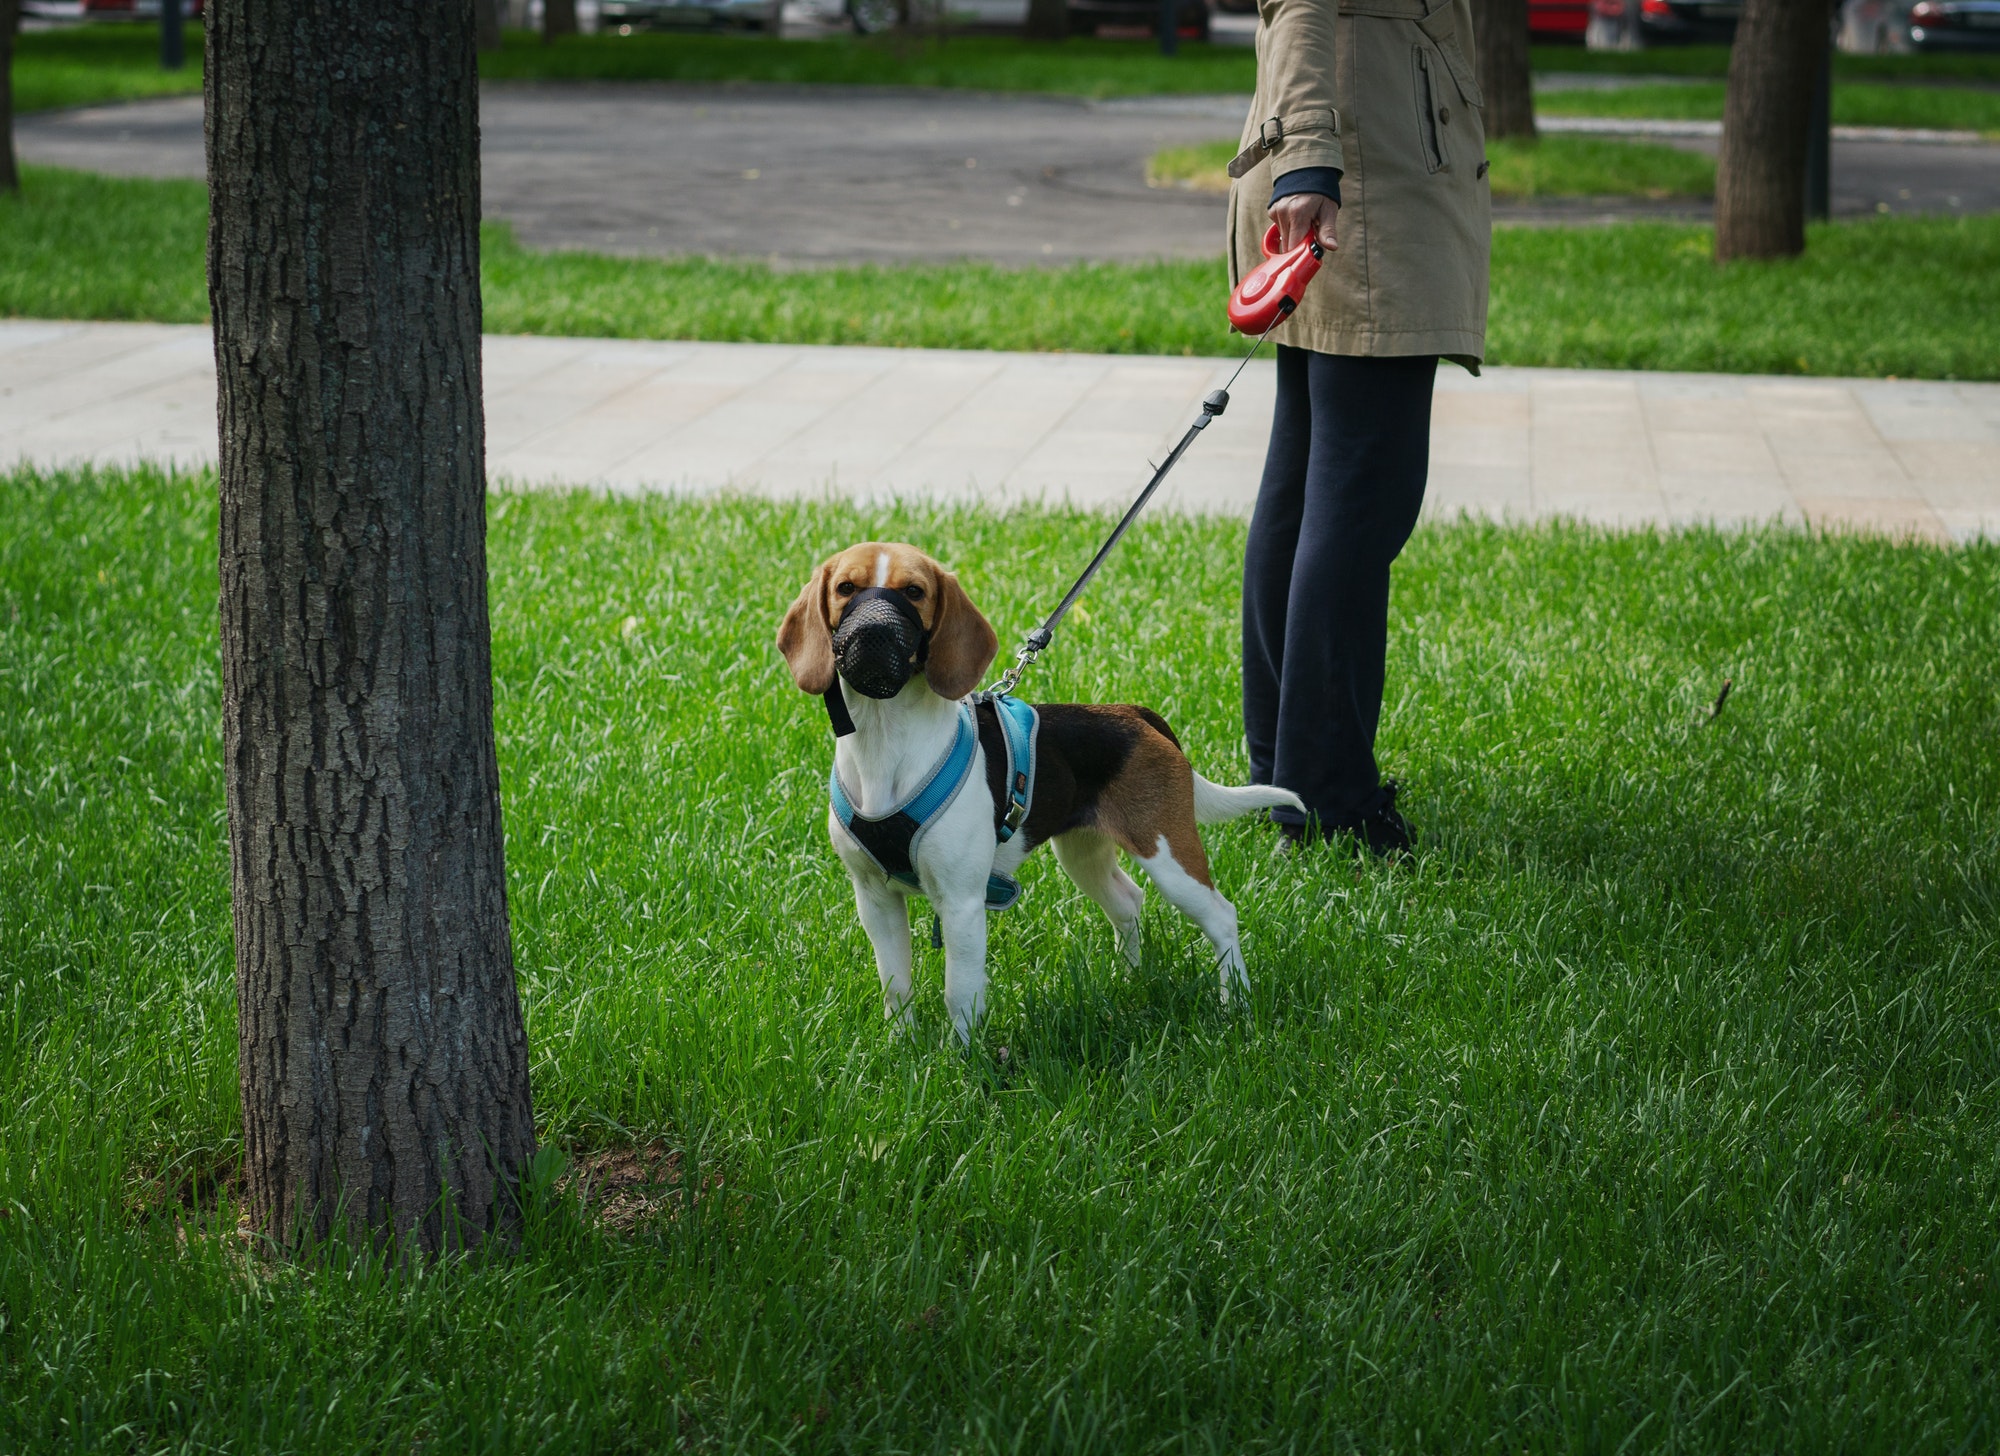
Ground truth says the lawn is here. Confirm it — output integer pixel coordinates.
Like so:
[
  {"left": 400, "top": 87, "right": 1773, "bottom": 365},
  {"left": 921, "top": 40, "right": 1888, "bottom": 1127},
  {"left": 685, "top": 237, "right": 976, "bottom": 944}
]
[
  {"left": 6, "top": 165, "right": 1998, "bottom": 379},
  {"left": 10, "top": 22, "right": 204, "bottom": 114},
  {"left": 1537, "top": 79, "right": 2000, "bottom": 134},
  {"left": 1532, "top": 40, "right": 2000, "bottom": 83},
  {"left": 480, "top": 32, "right": 2000, "bottom": 101},
  {"left": 3, "top": 464, "right": 1997, "bottom": 1452},
  {"left": 477, "top": 27, "right": 1262, "bottom": 96},
  {"left": 1150, "top": 133, "right": 1718, "bottom": 199},
  {"left": 12, "top": 26, "right": 2000, "bottom": 116}
]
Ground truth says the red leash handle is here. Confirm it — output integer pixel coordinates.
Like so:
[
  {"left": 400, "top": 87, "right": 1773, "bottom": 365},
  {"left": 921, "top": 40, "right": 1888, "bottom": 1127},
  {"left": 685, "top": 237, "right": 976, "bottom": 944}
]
[{"left": 1226, "top": 224, "right": 1326, "bottom": 335}]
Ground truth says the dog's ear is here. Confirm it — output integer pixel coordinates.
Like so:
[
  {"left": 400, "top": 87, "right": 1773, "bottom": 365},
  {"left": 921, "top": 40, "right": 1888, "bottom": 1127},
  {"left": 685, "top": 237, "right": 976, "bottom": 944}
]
[
  {"left": 776, "top": 559, "right": 836, "bottom": 694},
  {"left": 923, "top": 563, "right": 998, "bottom": 702}
]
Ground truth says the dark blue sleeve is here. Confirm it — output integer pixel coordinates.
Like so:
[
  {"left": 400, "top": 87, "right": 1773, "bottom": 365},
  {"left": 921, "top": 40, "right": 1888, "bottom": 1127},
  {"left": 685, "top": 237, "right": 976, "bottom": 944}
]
[{"left": 1269, "top": 166, "right": 1342, "bottom": 209}]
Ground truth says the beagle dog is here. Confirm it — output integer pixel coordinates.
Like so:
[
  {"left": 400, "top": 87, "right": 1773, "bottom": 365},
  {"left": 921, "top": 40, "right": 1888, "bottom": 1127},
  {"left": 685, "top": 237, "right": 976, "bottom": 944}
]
[{"left": 777, "top": 542, "right": 1304, "bottom": 1043}]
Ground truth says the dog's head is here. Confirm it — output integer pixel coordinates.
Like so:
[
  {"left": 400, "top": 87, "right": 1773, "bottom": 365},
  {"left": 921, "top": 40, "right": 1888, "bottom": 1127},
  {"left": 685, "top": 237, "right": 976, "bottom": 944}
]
[{"left": 777, "top": 543, "right": 998, "bottom": 704}]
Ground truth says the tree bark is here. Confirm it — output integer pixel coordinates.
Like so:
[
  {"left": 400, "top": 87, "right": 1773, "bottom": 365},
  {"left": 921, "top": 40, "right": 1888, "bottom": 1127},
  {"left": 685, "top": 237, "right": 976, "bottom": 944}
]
[
  {"left": 1715, "top": 0, "right": 1827, "bottom": 260},
  {"left": 206, "top": 0, "right": 537, "bottom": 1255},
  {"left": 544, "top": 0, "right": 579, "bottom": 43},
  {"left": 1472, "top": 0, "right": 1536, "bottom": 140},
  {"left": 2, "top": 0, "right": 19, "bottom": 195},
  {"left": 477, "top": 0, "right": 503, "bottom": 52},
  {"left": 1024, "top": 0, "right": 1068, "bottom": 41}
]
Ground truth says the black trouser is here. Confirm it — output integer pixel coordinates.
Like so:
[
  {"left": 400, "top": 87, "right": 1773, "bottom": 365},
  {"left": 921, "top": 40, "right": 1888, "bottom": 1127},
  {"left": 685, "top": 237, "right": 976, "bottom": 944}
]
[{"left": 1243, "top": 347, "right": 1437, "bottom": 831}]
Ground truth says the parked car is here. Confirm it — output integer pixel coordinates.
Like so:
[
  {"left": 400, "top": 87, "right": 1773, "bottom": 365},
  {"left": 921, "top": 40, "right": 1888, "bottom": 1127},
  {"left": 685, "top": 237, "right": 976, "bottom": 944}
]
[
  {"left": 598, "top": 0, "right": 781, "bottom": 29},
  {"left": 1586, "top": 0, "right": 1739, "bottom": 48},
  {"left": 1840, "top": 0, "right": 2000, "bottom": 51},
  {"left": 1065, "top": 0, "right": 1211, "bottom": 40},
  {"left": 79, "top": 0, "right": 205, "bottom": 16},
  {"left": 1530, "top": 0, "right": 1591, "bottom": 41}
]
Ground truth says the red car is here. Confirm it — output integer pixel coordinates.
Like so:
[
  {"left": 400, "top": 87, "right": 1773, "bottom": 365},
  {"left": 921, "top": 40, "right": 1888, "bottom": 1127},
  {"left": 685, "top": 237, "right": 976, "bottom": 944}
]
[{"left": 1531, "top": 0, "right": 1591, "bottom": 39}]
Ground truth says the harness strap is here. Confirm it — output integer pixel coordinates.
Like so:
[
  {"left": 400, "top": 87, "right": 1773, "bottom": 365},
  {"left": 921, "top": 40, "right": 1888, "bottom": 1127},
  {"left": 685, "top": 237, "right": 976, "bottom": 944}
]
[
  {"left": 828, "top": 696, "right": 1038, "bottom": 913},
  {"left": 829, "top": 705, "right": 977, "bottom": 890},
  {"left": 974, "top": 693, "right": 1038, "bottom": 844}
]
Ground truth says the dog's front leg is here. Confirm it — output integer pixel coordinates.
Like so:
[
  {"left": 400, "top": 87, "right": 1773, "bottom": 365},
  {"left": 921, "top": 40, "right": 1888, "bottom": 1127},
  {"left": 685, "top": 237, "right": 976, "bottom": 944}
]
[
  {"left": 852, "top": 876, "right": 916, "bottom": 1029},
  {"left": 934, "top": 892, "right": 989, "bottom": 1045}
]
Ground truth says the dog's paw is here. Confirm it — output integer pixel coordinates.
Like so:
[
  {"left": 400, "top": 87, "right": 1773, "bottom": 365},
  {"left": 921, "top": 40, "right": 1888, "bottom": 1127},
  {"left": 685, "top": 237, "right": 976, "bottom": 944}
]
[{"left": 1217, "top": 951, "right": 1251, "bottom": 1008}]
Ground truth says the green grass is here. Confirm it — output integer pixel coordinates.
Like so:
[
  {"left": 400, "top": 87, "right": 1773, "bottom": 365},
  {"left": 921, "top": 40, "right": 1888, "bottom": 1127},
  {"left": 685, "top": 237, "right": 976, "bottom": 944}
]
[
  {"left": 482, "top": 33, "right": 2000, "bottom": 97},
  {"left": 1538, "top": 79, "right": 2000, "bottom": 133},
  {"left": 1535, "top": 41, "right": 2000, "bottom": 83},
  {"left": 487, "top": 213, "right": 2000, "bottom": 377},
  {"left": 3, "top": 464, "right": 1998, "bottom": 1453},
  {"left": 1489, "top": 217, "right": 2000, "bottom": 376},
  {"left": 0, "top": 168, "right": 208, "bottom": 323},
  {"left": 1533, "top": 42, "right": 1738, "bottom": 77},
  {"left": 478, "top": 28, "right": 1259, "bottom": 96},
  {"left": 11, "top": 23, "right": 205, "bottom": 114},
  {"left": 1150, "top": 133, "right": 1717, "bottom": 199},
  {"left": 479, "top": 34, "right": 2000, "bottom": 118},
  {"left": 8, "top": 166, "right": 1995, "bottom": 379},
  {"left": 8, "top": 27, "right": 1998, "bottom": 117},
  {"left": 1486, "top": 132, "right": 1715, "bottom": 196}
]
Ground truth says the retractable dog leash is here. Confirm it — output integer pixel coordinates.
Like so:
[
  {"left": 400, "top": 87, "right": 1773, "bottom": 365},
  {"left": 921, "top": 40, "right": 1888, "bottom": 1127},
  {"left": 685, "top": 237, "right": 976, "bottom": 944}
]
[{"left": 988, "top": 224, "right": 1326, "bottom": 698}]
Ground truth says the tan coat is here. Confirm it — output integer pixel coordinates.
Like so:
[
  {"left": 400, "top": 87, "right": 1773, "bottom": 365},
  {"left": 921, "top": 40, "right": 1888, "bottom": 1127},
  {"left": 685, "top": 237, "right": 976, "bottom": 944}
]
[{"left": 1226, "top": 0, "right": 1492, "bottom": 370}]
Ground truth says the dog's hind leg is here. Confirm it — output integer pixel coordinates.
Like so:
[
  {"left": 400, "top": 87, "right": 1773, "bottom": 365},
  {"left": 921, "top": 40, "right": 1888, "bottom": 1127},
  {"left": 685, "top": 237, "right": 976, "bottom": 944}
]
[
  {"left": 1130, "top": 832, "right": 1249, "bottom": 1006},
  {"left": 853, "top": 877, "right": 916, "bottom": 1029},
  {"left": 1053, "top": 829, "right": 1145, "bottom": 968}
]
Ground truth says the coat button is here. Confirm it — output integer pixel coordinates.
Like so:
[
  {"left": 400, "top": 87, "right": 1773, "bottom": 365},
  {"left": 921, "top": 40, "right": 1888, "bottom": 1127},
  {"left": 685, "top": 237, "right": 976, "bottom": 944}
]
[{"left": 1438, "top": 105, "right": 1451, "bottom": 124}]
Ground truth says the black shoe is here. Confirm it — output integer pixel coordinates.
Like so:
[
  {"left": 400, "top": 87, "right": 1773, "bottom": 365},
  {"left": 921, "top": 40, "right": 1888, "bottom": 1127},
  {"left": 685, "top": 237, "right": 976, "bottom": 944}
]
[
  {"left": 1352, "top": 780, "right": 1412, "bottom": 859},
  {"left": 1273, "top": 781, "right": 1412, "bottom": 862}
]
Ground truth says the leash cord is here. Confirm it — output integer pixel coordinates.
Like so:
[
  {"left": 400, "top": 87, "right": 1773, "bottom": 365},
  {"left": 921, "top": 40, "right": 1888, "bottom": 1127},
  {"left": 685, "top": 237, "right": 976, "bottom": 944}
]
[{"left": 990, "top": 319, "right": 1282, "bottom": 697}]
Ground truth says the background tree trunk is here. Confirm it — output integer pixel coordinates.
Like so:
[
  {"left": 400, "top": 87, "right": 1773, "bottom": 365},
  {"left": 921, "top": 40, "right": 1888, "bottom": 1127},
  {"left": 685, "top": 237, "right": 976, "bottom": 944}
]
[
  {"left": 1472, "top": 0, "right": 1536, "bottom": 140},
  {"left": 206, "top": 0, "right": 537, "bottom": 1255},
  {"left": 1024, "top": 0, "right": 1068, "bottom": 40},
  {"left": 544, "top": 0, "right": 579, "bottom": 43},
  {"left": 1716, "top": 0, "right": 1827, "bottom": 260},
  {"left": 477, "top": 0, "right": 503, "bottom": 52},
  {"left": 2, "top": 0, "right": 19, "bottom": 195}
]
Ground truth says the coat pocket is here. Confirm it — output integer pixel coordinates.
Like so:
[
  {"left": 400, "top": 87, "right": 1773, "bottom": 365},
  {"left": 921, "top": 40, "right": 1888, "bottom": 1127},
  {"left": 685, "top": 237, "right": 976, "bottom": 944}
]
[{"left": 1411, "top": 45, "right": 1448, "bottom": 174}]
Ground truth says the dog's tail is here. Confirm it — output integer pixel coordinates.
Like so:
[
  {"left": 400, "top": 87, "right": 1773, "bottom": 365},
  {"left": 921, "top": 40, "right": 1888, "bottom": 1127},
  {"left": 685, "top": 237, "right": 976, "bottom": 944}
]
[{"left": 1192, "top": 773, "right": 1306, "bottom": 825}]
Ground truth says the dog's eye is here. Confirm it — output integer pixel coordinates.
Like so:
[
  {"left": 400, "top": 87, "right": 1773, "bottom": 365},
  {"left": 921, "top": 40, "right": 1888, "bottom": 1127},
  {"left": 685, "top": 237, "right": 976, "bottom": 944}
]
[
  {"left": 902, "top": 584, "right": 926, "bottom": 603},
  {"left": 834, "top": 581, "right": 857, "bottom": 598}
]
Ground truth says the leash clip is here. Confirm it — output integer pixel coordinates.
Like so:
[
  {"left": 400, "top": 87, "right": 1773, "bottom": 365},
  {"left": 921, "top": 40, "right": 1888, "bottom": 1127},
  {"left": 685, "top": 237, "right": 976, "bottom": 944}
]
[{"left": 991, "top": 626, "right": 1052, "bottom": 697}]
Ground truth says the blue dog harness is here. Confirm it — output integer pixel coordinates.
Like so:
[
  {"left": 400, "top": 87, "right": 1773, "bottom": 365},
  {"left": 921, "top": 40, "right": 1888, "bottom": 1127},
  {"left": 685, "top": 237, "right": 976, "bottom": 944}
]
[{"left": 828, "top": 692, "right": 1039, "bottom": 912}]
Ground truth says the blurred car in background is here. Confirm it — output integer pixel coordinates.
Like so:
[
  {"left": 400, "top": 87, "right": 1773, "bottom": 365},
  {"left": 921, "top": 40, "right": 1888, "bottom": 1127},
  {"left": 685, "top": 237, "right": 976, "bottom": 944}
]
[
  {"left": 1840, "top": 0, "right": 2000, "bottom": 50},
  {"left": 599, "top": 0, "right": 781, "bottom": 28},
  {"left": 1530, "top": 0, "right": 1591, "bottom": 40},
  {"left": 79, "top": 0, "right": 204, "bottom": 15},
  {"left": 1585, "top": 0, "right": 1739, "bottom": 47},
  {"left": 1065, "top": 0, "right": 1211, "bottom": 39}
]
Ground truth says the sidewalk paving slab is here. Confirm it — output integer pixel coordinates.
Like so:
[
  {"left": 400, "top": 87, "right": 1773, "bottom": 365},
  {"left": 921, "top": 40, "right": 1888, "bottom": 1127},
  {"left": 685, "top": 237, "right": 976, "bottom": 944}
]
[{"left": 2, "top": 322, "right": 1995, "bottom": 543}]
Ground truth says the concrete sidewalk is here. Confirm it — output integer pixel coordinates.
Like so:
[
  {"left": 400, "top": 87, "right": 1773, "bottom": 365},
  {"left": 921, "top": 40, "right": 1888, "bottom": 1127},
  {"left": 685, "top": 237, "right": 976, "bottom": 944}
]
[{"left": 2, "top": 320, "right": 1995, "bottom": 542}]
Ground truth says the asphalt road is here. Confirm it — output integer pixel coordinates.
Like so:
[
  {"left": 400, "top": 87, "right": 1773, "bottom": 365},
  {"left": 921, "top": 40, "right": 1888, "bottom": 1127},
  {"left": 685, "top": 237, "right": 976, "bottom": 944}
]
[
  {"left": 20, "top": 84, "right": 2000, "bottom": 264},
  {"left": 20, "top": 85, "right": 1241, "bottom": 265}
]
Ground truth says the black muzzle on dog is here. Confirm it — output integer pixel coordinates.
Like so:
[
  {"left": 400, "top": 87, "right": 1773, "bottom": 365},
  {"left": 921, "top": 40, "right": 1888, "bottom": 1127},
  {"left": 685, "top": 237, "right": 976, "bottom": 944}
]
[{"left": 832, "top": 586, "right": 930, "bottom": 700}]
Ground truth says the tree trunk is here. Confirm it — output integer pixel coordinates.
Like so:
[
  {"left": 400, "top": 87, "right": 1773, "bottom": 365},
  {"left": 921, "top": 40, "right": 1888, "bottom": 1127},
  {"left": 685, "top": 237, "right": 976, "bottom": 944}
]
[
  {"left": 1472, "top": 0, "right": 1536, "bottom": 140},
  {"left": 1715, "top": 0, "right": 1827, "bottom": 260},
  {"left": 544, "top": 0, "right": 578, "bottom": 42},
  {"left": 206, "top": 0, "right": 537, "bottom": 1255},
  {"left": 2, "top": 0, "right": 19, "bottom": 195},
  {"left": 477, "top": 0, "right": 503, "bottom": 52},
  {"left": 1024, "top": 0, "right": 1067, "bottom": 40}
]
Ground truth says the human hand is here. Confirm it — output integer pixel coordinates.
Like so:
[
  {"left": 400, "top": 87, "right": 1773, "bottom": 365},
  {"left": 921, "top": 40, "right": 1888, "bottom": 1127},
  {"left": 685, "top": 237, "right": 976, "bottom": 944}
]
[{"left": 1268, "top": 192, "right": 1340, "bottom": 253}]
